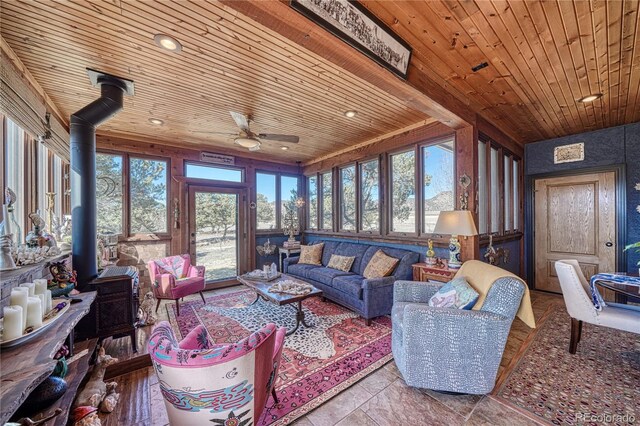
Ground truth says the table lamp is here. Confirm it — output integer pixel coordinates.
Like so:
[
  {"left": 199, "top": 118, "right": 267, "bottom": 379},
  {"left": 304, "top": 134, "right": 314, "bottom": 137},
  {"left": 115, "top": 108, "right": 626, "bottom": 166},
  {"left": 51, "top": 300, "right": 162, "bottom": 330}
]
[{"left": 433, "top": 210, "right": 478, "bottom": 269}]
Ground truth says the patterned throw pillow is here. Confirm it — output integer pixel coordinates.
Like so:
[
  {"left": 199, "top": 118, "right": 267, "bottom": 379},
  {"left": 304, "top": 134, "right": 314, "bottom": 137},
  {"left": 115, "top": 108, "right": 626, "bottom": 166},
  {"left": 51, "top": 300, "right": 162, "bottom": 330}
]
[
  {"left": 428, "top": 277, "right": 479, "bottom": 310},
  {"left": 155, "top": 255, "right": 187, "bottom": 278},
  {"left": 299, "top": 243, "right": 324, "bottom": 265},
  {"left": 363, "top": 250, "right": 399, "bottom": 279},
  {"left": 327, "top": 254, "right": 356, "bottom": 272}
]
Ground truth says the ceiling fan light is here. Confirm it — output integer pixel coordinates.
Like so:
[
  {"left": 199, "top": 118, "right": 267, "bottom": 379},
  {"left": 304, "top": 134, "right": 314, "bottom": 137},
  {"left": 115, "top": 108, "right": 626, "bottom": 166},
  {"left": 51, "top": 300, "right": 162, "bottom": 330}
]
[
  {"left": 234, "top": 137, "right": 260, "bottom": 149},
  {"left": 344, "top": 110, "right": 357, "bottom": 118}
]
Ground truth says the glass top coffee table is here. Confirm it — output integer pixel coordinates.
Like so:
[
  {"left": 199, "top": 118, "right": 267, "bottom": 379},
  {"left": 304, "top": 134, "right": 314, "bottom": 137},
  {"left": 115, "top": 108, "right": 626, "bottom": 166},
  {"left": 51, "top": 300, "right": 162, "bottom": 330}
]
[{"left": 237, "top": 273, "right": 323, "bottom": 336}]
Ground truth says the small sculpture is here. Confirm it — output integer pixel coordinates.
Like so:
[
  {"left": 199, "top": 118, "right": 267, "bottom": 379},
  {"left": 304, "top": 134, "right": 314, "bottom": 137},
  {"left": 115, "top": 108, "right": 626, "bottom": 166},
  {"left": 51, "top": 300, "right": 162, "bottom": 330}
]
[
  {"left": 256, "top": 239, "right": 276, "bottom": 256},
  {"left": 26, "top": 213, "right": 57, "bottom": 248},
  {"left": 434, "top": 257, "right": 446, "bottom": 269},
  {"left": 74, "top": 347, "right": 119, "bottom": 413},
  {"left": 484, "top": 234, "right": 510, "bottom": 266},
  {"left": 72, "top": 406, "right": 101, "bottom": 426},
  {"left": 136, "top": 292, "right": 157, "bottom": 327},
  {"left": 425, "top": 239, "right": 436, "bottom": 265},
  {"left": 48, "top": 261, "right": 77, "bottom": 297}
]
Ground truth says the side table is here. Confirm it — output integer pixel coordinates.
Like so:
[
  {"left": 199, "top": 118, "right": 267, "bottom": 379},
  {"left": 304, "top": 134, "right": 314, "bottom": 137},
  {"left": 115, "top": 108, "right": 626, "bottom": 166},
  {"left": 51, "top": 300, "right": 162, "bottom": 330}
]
[
  {"left": 278, "top": 246, "right": 301, "bottom": 272},
  {"left": 412, "top": 263, "right": 456, "bottom": 283}
]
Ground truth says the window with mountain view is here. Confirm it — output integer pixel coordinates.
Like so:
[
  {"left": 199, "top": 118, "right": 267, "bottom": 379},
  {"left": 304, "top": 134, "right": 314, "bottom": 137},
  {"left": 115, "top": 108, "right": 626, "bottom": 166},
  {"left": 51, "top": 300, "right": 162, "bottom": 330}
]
[
  {"left": 96, "top": 153, "right": 124, "bottom": 234},
  {"left": 422, "top": 140, "right": 454, "bottom": 233}
]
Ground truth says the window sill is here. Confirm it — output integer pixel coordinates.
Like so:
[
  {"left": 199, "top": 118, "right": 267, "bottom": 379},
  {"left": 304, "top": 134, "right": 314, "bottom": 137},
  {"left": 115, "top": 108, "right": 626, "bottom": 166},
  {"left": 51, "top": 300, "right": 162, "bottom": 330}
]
[
  {"left": 303, "top": 230, "right": 451, "bottom": 247},
  {"left": 479, "top": 232, "right": 523, "bottom": 245}
]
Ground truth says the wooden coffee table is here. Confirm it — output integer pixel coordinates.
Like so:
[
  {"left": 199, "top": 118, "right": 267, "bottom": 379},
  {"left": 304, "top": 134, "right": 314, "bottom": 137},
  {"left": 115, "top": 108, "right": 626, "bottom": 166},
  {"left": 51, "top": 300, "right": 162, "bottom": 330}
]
[{"left": 237, "top": 273, "right": 323, "bottom": 336}]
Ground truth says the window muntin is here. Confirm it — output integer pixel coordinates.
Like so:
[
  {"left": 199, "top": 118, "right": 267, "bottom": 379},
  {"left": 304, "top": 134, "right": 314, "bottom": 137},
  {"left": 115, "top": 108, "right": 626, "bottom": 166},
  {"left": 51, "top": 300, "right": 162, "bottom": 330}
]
[
  {"left": 422, "top": 140, "right": 454, "bottom": 233},
  {"left": 340, "top": 165, "right": 356, "bottom": 231},
  {"left": 256, "top": 172, "right": 277, "bottom": 230},
  {"left": 390, "top": 150, "right": 416, "bottom": 233},
  {"left": 185, "top": 162, "right": 243, "bottom": 182},
  {"left": 321, "top": 171, "right": 333, "bottom": 230},
  {"left": 360, "top": 160, "right": 379, "bottom": 232},
  {"left": 129, "top": 157, "right": 168, "bottom": 234}
]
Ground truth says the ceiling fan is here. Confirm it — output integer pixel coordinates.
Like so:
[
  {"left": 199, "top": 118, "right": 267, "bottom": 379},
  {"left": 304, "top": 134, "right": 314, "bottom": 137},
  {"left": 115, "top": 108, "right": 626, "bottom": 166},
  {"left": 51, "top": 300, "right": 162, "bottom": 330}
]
[{"left": 194, "top": 111, "right": 300, "bottom": 151}]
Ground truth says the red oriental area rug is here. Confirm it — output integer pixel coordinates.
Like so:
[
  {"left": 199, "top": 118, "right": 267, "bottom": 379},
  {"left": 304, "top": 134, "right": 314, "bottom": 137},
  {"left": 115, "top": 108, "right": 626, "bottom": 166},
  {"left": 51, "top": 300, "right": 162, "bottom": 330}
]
[
  {"left": 494, "top": 307, "right": 640, "bottom": 425},
  {"left": 166, "top": 289, "right": 392, "bottom": 425}
]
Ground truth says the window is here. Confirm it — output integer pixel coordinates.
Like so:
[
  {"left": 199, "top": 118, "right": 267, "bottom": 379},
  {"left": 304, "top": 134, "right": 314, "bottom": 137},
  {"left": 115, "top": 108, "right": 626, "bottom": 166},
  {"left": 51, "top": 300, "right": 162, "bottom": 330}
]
[
  {"left": 4, "top": 117, "right": 26, "bottom": 241},
  {"left": 340, "top": 165, "right": 356, "bottom": 231},
  {"left": 129, "top": 157, "right": 168, "bottom": 234},
  {"left": 478, "top": 136, "right": 522, "bottom": 235},
  {"left": 390, "top": 150, "right": 416, "bottom": 233},
  {"left": 96, "top": 153, "right": 124, "bottom": 234},
  {"left": 37, "top": 144, "right": 50, "bottom": 216},
  {"left": 53, "top": 156, "right": 63, "bottom": 220},
  {"left": 308, "top": 176, "right": 318, "bottom": 230},
  {"left": 321, "top": 171, "right": 333, "bottom": 230},
  {"left": 185, "top": 162, "right": 243, "bottom": 182},
  {"left": 360, "top": 160, "right": 379, "bottom": 232},
  {"left": 256, "top": 172, "right": 300, "bottom": 231},
  {"left": 280, "top": 175, "right": 300, "bottom": 229},
  {"left": 422, "top": 140, "right": 454, "bottom": 233},
  {"left": 256, "top": 172, "right": 277, "bottom": 230}
]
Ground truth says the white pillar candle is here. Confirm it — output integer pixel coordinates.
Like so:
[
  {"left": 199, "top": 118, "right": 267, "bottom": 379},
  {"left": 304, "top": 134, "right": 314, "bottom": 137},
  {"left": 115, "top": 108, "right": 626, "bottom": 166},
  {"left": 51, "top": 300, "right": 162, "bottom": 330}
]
[
  {"left": 2, "top": 306, "right": 23, "bottom": 340},
  {"left": 10, "top": 288, "right": 29, "bottom": 331},
  {"left": 26, "top": 296, "right": 43, "bottom": 328},
  {"left": 20, "top": 283, "right": 35, "bottom": 296},
  {"left": 45, "top": 290, "right": 53, "bottom": 313},
  {"left": 33, "top": 279, "right": 48, "bottom": 295},
  {"left": 36, "top": 293, "right": 46, "bottom": 317},
  {"left": 2, "top": 204, "right": 11, "bottom": 236}
]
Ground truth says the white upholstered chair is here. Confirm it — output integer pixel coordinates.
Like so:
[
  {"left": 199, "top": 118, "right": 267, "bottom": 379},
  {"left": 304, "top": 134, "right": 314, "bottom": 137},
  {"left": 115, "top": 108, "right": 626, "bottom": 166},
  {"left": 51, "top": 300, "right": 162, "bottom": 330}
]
[{"left": 554, "top": 259, "right": 640, "bottom": 354}]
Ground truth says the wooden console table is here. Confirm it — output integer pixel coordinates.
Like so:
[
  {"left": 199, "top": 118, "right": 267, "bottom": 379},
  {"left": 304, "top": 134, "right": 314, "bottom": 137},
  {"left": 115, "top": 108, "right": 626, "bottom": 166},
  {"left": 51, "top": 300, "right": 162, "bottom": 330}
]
[
  {"left": 412, "top": 263, "right": 456, "bottom": 283},
  {"left": 0, "top": 291, "right": 97, "bottom": 425}
]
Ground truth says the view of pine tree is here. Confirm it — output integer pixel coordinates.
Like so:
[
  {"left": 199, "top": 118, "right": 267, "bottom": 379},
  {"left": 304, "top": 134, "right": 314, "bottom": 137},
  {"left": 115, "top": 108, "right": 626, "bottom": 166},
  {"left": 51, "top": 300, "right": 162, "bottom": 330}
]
[
  {"left": 96, "top": 153, "right": 123, "bottom": 234},
  {"left": 195, "top": 192, "right": 237, "bottom": 239},
  {"left": 391, "top": 151, "right": 417, "bottom": 232},
  {"left": 360, "top": 160, "right": 380, "bottom": 231},
  {"left": 257, "top": 193, "right": 276, "bottom": 229},
  {"left": 341, "top": 166, "right": 356, "bottom": 230},
  {"left": 321, "top": 172, "right": 332, "bottom": 229},
  {"left": 308, "top": 176, "right": 318, "bottom": 229},
  {"left": 130, "top": 158, "right": 167, "bottom": 233}
]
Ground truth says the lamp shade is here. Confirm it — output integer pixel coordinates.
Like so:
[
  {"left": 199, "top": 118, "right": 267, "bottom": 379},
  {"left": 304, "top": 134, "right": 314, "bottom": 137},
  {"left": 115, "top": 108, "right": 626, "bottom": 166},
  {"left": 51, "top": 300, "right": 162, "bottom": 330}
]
[{"left": 433, "top": 210, "right": 478, "bottom": 236}]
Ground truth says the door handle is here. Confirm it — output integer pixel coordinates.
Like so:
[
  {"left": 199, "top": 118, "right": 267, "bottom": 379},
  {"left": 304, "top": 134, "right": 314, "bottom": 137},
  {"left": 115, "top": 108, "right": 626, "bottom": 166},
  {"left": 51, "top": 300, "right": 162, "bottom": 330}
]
[{"left": 605, "top": 242, "right": 613, "bottom": 247}]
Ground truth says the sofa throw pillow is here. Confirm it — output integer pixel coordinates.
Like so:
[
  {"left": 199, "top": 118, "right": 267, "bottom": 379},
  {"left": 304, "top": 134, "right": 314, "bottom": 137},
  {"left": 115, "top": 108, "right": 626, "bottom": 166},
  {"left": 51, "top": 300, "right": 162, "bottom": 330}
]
[
  {"left": 428, "top": 277, "right": 479, "bottom": 310},
  {"left": 363, "top": 250, "right": 399, "bottom": 279},
  {"left": 299, "top": 243, "right": 324, "bottom": 265},
  {"left": 327, "top": 254, "right": 356, "bottom": 272}
]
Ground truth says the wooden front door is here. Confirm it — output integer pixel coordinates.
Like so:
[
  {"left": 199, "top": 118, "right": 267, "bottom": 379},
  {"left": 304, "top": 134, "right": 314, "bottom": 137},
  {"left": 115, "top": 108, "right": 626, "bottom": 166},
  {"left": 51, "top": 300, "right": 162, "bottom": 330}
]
[{"left": 534, "top": 172, "right": 616, "bottom": 294}]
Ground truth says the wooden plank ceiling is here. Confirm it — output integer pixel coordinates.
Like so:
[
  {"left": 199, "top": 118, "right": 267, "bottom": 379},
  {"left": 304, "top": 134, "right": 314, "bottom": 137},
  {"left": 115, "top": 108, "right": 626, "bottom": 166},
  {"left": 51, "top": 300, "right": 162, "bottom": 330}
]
[
  {"left": 359, "top": 0, "right": 640, "bottom": 142},
  {"left": 0, "top": 0, "right": 431, "bottom": 163},
  {"left": 2, "top": 0, "right": 639, "bottom": 161}
]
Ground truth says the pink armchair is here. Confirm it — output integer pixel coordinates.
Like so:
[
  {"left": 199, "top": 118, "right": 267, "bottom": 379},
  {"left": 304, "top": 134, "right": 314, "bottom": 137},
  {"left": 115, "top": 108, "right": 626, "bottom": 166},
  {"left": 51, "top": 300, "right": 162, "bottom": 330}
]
[
  {"left": 149, "top": 321, "right": 286, "bottom": 425},
  {"left": 147, "top": 254, "right": 206, "bottom": 316}
]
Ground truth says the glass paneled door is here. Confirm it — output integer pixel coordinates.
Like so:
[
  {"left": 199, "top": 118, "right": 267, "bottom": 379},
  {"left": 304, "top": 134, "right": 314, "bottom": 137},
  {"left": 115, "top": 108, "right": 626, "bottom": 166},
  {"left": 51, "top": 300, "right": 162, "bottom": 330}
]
[{"left": 188, "top": 186, "right": 247, "bottom": 284}]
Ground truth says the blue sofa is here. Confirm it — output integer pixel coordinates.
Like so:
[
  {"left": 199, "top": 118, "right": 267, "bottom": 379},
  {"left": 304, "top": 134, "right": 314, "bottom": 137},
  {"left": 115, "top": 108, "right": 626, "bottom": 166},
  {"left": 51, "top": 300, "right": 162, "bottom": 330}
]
[{"left": 283, "top": 240, "right": 420, "bottom": 324}]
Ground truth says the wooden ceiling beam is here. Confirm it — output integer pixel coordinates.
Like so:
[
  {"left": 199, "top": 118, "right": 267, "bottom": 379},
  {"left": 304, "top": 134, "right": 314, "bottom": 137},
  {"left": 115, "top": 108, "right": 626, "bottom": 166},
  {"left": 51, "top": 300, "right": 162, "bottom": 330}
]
[{"left": 218, "top": 0, "right": 475, "bottom": 131}]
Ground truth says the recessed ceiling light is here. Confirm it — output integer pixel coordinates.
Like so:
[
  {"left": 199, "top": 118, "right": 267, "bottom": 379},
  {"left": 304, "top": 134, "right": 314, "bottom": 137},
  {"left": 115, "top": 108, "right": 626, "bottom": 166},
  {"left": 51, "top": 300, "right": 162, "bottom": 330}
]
[
  {"left": 578, "top": 93, "right": 602, "bottom": 103},
  {"left": 344, "top": 110, "right": 357, "bottom": 118},
  {"left": 148, "top": 118, "right": 164, "bottom": 125},
  {"left": 281, "top": 146, "right": 289, "bottom": 151},
  {"left": 154, "top": 34, "right": 182, "bottom": 52}
]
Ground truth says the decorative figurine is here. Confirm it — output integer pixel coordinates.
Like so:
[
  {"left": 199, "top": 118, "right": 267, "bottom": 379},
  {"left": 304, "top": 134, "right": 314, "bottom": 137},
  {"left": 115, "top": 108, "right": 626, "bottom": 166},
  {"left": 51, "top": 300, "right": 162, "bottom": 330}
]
[
  {"left": 74, "top": 347, "right": 120, "bottom": 413},
  {"left": 136, "top": 291, "right": 157, "bottom": 327},
  {"left": 425, "top": 239, "right": 436, "bottom": 265},
  {"left": 73, "top": 406, "right": 101, "bottom": 426},
  {"left": 282, "top": 206, "right": 300, "bottom": 243},
  {"left": 5, "top": 188, "right": 22, "bottom": 246},
  {"left": 48, "top": 261, "right": 77, "bottom": 297},
  {"left": 484, "top": 234, "right": 510, "bottom": 266},
  {"left": 256, "top": 238, "right": 276, "bottom": 256},
  {"left": 458, "top": 174, "right": 471, "bottom": 211},
  {"left": 26, "top": 213, "right": 56, "bottom": 248}
]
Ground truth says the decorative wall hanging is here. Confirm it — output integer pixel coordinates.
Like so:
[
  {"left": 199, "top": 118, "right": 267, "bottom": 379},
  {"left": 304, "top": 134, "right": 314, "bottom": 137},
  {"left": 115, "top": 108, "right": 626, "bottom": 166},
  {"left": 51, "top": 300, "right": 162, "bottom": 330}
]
[
  {"left": 291, "top": 0, "right": 412, "bottom": 79},
  {"left": 553, "top": 142, "right": 584, "bottom": 164},
  {"left": 173, "top": 198, "right": 180, "bottom": 229},
  {"left": 458, "top": 173, "right": 471, "bottom": 210},
  {"left": 199, "top": 151, "right": 235, "bottom": 165}
]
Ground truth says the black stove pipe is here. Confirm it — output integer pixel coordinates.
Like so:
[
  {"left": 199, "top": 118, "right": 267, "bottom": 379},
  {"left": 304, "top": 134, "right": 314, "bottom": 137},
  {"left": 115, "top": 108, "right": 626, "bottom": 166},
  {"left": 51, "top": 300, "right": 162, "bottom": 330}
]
[{"left": 71, "top": 73, "right": 130, "bottom": 289}]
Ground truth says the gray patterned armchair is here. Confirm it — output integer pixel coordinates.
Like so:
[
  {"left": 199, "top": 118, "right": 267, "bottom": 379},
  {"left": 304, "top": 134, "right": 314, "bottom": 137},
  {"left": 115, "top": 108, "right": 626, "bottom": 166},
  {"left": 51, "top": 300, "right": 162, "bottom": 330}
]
[{"left": 391, "top": 276, "right": 525, "bottom": 394}]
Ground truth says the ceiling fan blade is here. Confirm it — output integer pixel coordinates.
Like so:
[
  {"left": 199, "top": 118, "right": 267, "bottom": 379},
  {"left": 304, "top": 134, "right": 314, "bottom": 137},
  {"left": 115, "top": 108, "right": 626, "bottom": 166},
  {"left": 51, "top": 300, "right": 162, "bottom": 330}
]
[
  {"left": 230, "top": 111, "right": 250, "bottom": 132},
  {"left": 191, "top": 131, "right": 237, "bottom": 136},
  {"left": 257, "top": 133, "right": 300, "bottom": 144}
]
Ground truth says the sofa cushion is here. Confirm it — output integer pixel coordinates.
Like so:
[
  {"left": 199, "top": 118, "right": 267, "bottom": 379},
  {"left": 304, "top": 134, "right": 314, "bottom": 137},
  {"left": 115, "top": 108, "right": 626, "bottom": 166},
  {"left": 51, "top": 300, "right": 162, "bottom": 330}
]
[
  {"left": 333, "top": 243, "right": 370, "bottom": 272},
  {"left": 299, "top": 243, "right": 324, "bottom": 265},
  {"left": 308, "top": 267, "right": 353, "bottom": 286},
  {"left": 428, "top": 277, "right": 479, "bottom": 310},
  {"left": 327, "top": 254, "right": 356, "bottom": 272},
  {"left": 287, "top": 263, "right": 322, "bottom": 279},
  {"left": 332, "top": 275, "right": 365, "bottom": 300},
  {"left": 363, "top": 250, "right": 400, "bottom": 279},
  {"left": 317, "top": 241, "right": 341, "bottom": 266}
]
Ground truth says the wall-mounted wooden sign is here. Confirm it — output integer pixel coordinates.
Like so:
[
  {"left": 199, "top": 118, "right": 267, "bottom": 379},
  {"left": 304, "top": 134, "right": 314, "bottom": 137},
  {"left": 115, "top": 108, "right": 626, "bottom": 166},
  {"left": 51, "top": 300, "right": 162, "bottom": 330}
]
[
  {"left": 290, "top": 0, "right": 412, "bottom": 79},
  {"left": 554, "top": 143, "right": 584, "bottom": 164},
  {"left": 200, "top": 152, "right": 235, "bottom": 165}
]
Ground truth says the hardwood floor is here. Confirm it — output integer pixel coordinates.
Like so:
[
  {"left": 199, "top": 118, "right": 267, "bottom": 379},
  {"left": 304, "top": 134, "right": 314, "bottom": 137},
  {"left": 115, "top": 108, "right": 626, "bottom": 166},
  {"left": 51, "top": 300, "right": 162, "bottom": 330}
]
[{"left": 99, "top": 288, "right": 562, "bottom": 426}]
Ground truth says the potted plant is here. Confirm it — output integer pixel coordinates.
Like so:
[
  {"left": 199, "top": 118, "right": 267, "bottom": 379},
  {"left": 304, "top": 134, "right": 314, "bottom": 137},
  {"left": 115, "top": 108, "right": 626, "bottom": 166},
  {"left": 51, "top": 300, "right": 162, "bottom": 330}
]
[{"left": 624, "top": 242, "right": 640, "bottom": 274}]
